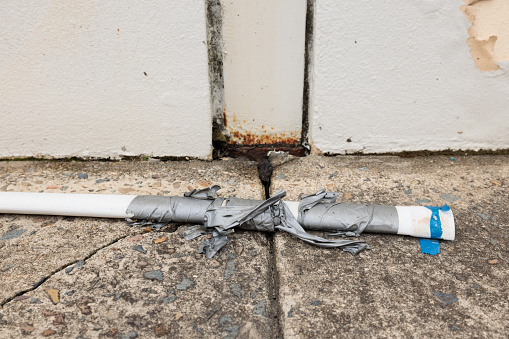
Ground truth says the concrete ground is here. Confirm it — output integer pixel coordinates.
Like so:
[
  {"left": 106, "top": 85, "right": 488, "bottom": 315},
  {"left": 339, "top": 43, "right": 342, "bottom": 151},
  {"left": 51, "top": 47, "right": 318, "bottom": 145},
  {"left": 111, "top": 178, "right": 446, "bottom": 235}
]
[{"left": 0, "top": 155, "right": 507, "bottom": 338}]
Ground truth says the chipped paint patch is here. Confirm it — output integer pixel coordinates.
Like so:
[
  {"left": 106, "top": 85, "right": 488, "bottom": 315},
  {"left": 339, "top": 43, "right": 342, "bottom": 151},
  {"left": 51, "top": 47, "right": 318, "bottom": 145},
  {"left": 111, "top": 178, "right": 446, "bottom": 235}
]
[{"left": 462, "top": 0, "right": 509, "bottom": 71}]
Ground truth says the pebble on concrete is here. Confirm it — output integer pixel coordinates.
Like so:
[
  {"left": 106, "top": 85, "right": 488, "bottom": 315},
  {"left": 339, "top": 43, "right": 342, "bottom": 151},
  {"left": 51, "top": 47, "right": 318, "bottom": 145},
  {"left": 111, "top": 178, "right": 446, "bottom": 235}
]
[
  {"left": 144, "top": 270, "right": 163, "bottom": 282},
  {"left": 176, "top": 277, "right": 195, "bottom": 290},
  {"left": 0, "top": 229, "right": 27, "bottom": 241},
  {"left": 439, "top": 193, "right": 461, "bottom": 203},
  {"left": 77, "top": 173, "right": 88, "bottom": 179},
  {"left": 253, "top": 301, "right": 266, "bottom": 317},
  {"left": 133, "top": 245, "right": 147, "bottom": 254},
  {"left": 46, "top": 288, "right": 59, "bottom": 304}
]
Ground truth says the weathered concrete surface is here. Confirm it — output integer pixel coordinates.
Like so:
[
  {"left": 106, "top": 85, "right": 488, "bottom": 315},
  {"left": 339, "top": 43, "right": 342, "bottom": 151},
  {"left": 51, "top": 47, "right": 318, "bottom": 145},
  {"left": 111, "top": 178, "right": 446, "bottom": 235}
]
[
  {"left": 272, "top": 155, "right": 508, "bottom": 338},
  {"left": 0, "top": 159, "right": 273, "bottom": 337},
  {"left": 1, "top": 229, "right": 271, "bottom": 338}
]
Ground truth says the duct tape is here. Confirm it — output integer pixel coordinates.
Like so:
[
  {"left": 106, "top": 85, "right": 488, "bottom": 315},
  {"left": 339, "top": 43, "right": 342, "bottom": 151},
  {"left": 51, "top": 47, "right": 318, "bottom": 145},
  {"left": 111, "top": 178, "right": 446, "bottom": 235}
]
[
  {"left": 126, "top": 195, "right": 223, "bottom": 224},
  {"left": 126, "top": 186, "right": 395, "bottom": 257},
  {"left": 297, "top": 189, "right": 399, "bottom": 236},
  {"left": 198, "top": 190, "right": 369, "bottom": 256}
]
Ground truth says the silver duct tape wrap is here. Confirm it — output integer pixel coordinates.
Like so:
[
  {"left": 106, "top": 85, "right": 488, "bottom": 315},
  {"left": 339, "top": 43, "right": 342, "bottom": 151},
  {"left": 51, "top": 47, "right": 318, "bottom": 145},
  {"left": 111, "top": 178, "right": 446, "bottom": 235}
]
[
  {"left": 126, "top": 195, "right": 275, "bottom": 232},
  {"left": 125, "top": 186, "right": 374, "bottom": 257},
  {"left": 298, "top": 189, "right": 399, "bottom": 236},
  {"left": 126, "top": 195, "right": 223, "bottom": 224},
  {"left": 299, "top": 203, "right": 399, "bottom": 234}
]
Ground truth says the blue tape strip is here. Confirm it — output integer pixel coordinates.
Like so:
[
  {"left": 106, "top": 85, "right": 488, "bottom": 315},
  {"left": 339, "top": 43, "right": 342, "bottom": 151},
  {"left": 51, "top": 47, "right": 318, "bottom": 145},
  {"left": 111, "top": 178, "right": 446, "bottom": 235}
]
[
  {"left": 424, "top": 205, "right": 449, "bottom": 239},
  {"left": 420, "top": 239, "right": 440, "bottom": 255},
  {"left": 420, "top": 204, "right": 449, "bottom": 255}
]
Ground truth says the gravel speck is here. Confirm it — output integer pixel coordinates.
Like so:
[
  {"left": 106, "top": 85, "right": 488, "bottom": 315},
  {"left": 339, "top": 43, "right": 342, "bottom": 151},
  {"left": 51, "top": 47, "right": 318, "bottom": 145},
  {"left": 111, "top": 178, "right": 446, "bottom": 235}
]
[
  {"left": 144, "top": 270, "right": 163, "bottom": 281},
  {"left": 477, "top": 213, "right": 490, "bottom": 220},
  {"left": 253, "top": 301, "right": 266, "bottom": 317},
  {"left": 433, "top": 291, "right": 458, "bottom": 304},
  {"left": 224, "top": 261, "right": 236, "bottom": 280},
  {"left": 229, "top": 284, "right": 245, "bottom": 298},
  {"left": 439, "top": 193, "right": 461, "bottom": 203},
  {"left": 415, "top": 198, "right": 431, "bottom": 204},
  {"left": 158, "top": 296, "right": 177, "bottom": 304},
  {"left": 119, "top": 331, "right": 138, "bottom": 339},
  {"left": 30, "top": 298, "right": 42, "bottom": 304},
  {"left": 77, "top": 173, "right": 88, "bottom": 179},
  {"left": 176, "top": 277, "right": 195, "bottom": 290},
  {"left": 133, "top": 245, "right": 147, "bottom": 254},
  {"left": 0, "top": 229, "right": 27, "bottom": 241}
]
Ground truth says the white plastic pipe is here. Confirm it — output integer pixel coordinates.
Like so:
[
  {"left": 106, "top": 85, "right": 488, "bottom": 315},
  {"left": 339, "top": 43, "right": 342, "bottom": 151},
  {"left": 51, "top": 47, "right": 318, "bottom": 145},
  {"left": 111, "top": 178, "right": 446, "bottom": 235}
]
[
  {"left": 396, "top": 206, "right": 455, "bottom": 241},
  {"left": 0, "top": 193, "right": 454, "bottom": 240},
  {"left": 0, "top": 192, "right": 135, "bottom": 219}
]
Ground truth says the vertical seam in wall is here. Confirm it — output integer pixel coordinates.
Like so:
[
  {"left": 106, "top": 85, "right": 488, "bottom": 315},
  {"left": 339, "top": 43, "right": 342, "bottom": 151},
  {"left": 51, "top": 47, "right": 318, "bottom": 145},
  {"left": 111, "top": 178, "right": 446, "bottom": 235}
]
[
  {"left": 300, "top": 0, "right": 315, "bottom": 150},
  {"left": 205, "top": 0, "right": 225, "bottom": 126}
]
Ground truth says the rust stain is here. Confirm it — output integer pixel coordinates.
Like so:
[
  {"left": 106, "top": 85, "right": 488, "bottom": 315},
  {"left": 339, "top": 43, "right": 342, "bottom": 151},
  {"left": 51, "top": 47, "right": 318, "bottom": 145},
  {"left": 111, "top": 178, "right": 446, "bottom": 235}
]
[
  {"left": 228, "top": 130, "right": 300, "bottom": 146},
  {"left": 224, "top": 111, "right": 300, "bottom": 146},
  {"left": 222, "top": 108, "right": 228, "bottom": 127}
]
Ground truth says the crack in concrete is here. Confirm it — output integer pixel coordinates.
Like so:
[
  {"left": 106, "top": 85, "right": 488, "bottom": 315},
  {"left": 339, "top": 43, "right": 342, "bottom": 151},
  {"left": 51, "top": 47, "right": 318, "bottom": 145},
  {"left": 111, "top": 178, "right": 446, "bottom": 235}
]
[
  {"left": 256, "top": 154, "right": 284, "bottom": 337},
  {"left": 0, "top": 232, "right": 139, "bottom": 308},
  {"left": 266, "top": 232, "right": 284, "bottom": 338}
]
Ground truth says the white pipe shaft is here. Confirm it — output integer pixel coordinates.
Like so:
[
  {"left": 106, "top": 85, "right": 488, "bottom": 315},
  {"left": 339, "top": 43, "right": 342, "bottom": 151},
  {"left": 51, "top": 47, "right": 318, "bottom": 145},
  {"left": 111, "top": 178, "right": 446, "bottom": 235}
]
[
  {"left": 396, "top": 206, "right": 455, "bottom": 241},
  {"left": 0, "top": 192, "right": 135, "bottom": 219},
  {"left": 0, "top": 193, "right": 454, "bottom": 240}
]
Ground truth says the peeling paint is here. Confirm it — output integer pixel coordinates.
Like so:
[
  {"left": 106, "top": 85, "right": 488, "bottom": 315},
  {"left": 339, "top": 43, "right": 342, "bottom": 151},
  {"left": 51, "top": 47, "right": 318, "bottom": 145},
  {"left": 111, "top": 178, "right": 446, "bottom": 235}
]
[{"left": 462, "top": 0, "right": 509, "bottom": 71}]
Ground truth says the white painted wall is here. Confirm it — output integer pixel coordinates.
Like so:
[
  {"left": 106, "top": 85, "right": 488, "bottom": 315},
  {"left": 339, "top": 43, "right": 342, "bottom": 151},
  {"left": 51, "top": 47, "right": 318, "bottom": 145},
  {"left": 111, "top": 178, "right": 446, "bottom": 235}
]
[
  {"left": 0, "top": 1, "right": 212, "bottom": 159},
  {"left": 222, "top": 0, "right": 306, "bottom": 145},
  {"left": 310, "top": 1, "right": 509, "bottom": 154}
]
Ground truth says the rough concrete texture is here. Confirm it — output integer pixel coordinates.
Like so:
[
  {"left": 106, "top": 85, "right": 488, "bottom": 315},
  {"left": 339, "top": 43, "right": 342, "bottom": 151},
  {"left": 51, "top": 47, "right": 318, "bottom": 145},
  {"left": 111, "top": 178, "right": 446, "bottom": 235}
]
[
  {"left": 1, "top": 156, "right": 508, "bottom": 338},
  {"left": 0, "top": 159, "right": 272, "bottom": 337},
  {"left": 1, "top": 229, "right": 272, "bottom": 338},
  {"left": 272, "top": 155, "right": 508, "bottom": 338}
]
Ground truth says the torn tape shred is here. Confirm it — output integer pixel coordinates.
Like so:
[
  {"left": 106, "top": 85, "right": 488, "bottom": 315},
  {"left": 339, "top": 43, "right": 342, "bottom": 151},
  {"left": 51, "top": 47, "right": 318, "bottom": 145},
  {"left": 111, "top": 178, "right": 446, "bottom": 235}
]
[
  {"left": 195, "top": 188, "right": 368, "bottom": 257},
  {"left": 198, "top": 231, "right": 229, "bottom": 259}
]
